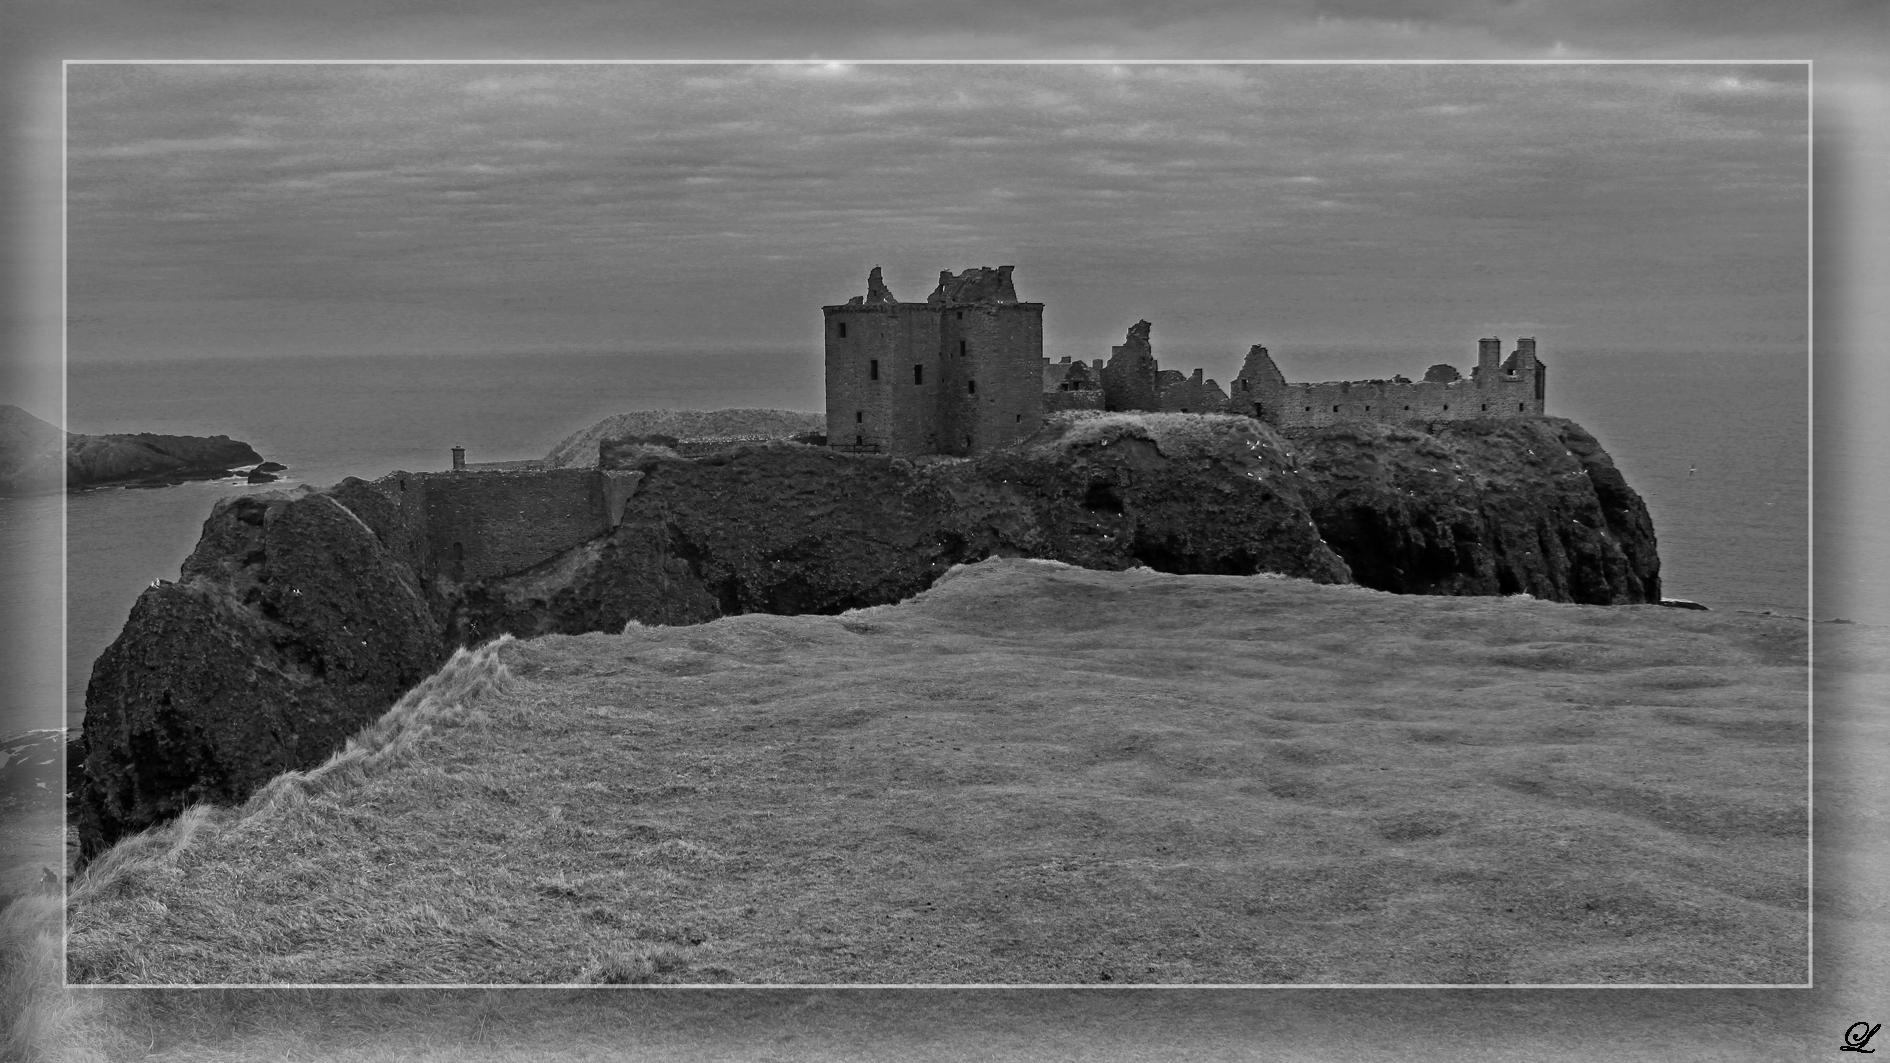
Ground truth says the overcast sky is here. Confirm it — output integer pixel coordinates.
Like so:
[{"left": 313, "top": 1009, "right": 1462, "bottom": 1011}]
[{"left": 65, "top": 62, "right": 1806, "bottom": 375}]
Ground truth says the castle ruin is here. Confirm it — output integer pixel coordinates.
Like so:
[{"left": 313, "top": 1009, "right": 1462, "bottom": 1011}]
[
  {"left": 825, "top": 266, "right": 1547, "bottom": 456},
  {"left": 824, "top": 266, "right": 1045, "bottom": 457},
  {"left": 1227, "top": 339, "right": 1547, "bottom": 429}
]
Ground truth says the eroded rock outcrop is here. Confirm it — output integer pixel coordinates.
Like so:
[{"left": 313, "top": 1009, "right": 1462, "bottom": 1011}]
[
  {"left": 75, "top": 487, "right": 446, "bottom": 863},
  {"left": 1288, "top": 417, "right": 1659, "bottom": 603}
]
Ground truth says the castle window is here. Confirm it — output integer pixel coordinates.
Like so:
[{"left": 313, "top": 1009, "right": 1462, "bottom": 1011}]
[
  {"left": 956, "top": 311, "right": 963, "bottom": 320},
  {"left": 1443, "top": 404, "right": 1449, "bottom": 410},
  {"left": 1304, "top": 406, "right": 1312, "bottom": 412},
  {"left": 452, "top": 542, "right": 465, "bottom": 562},
  {"left": 914, "top": 365, "right": 924, "bottom": 385},
  {"left": 838, "top": 322, "right": 847, "bottom": 338},
  {"left": 1364, "top": 406, "right": 1371, "bottom": 411},
  {"left": 1403, "top": 405, "right": 1410, "bottom": 411},
  {"left": 959, "top": 340, "right": 967, "bottom": 356},
  {"left": 399, "top": 478, "right": 406, "bottom": 492},
  {"left": 870, "top": 359, "right": 879, "bottom": 380},
  {"left": 968, "top": 380, "right": 977, "bottom": 395},
  {"left": 1016, "top": 414, "right": 1022, "bottom": 422},
  {"left": 1481, "top": 404, "right": 1488, "bottom": 411},
  {"left": 1519, "top": 403, "right": 1525, "bottom": 411},
  {"left": 856, "top": 411, "right": 863, "bottom": 423},
  {"left": 1333, "top": 406, "right": 1340, "bottom": 413},
  {"left": 965, "top": 435, "right": 973, "bottom": 448}
]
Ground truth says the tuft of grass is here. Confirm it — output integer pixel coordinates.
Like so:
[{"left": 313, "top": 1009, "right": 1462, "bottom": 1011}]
[{"left": 1032, "top": 409, "right": 1289, "bottom": 464}]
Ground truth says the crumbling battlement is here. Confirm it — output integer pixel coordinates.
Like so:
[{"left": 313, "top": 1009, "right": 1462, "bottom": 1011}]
[{"left": 1230, "top": 339, "right": 1546, "bottom": 429}]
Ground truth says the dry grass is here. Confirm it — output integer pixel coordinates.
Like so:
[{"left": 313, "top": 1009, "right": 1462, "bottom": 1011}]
[
  {"left": 1033, "top": 409, "right": 1290, "bottom": 464},
  {"left": 65, "top": 559, "right": 1806, "bottom": 986}
]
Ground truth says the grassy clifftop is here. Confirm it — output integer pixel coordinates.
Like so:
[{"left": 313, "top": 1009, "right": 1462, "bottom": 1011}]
[{"left": 67, "top": 558, "right": 1806, "bottom": 986}]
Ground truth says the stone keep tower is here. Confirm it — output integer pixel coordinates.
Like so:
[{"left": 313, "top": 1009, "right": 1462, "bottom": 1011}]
[{"left": 824, "top": 265, "right": 1044, "bottom": 457}]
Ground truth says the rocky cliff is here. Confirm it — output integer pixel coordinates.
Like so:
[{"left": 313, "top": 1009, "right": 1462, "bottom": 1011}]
[
  {"left": 75, "top": 411, "right": 1658, "bottom": 861},
  {"left": 75, "top": 487, "right": 446, "bottom": 864},
  {"left": 1288, "top": 417, "right": 1660, "bottom": 603},
  {"left": 0, "top": 404, "right": 269, "bottom": 494}
]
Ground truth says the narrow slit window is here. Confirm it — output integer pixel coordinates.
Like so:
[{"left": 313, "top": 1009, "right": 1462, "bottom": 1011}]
[
  {"left": 968, "top": 380, "right": 977, "bottom": 395},
  {"left": 855, "top": 411, "right": 863, "bottom": 423},
  {"left": 914, "top": 365, "right": 924, "bottom": 385},
  {"left": 870, "top": 359, "right": 879, "bottom": 380},
  {"left": 1518, "top": 403, "right": 1525, "bottom": 411},
  {"left": 959, "top": 340, "right": 967, "bottom": 356},
  {"left": 1333, "top": 405, "right": 1340, "bottom": 413},
  {"left": 856, "top": 434, "right": 863, "bottom": 446},
  {"left": 838, "top": 322, "right": 847, "bottom": 338}
]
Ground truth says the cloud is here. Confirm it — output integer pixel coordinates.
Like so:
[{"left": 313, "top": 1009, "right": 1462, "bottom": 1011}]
[{"left": 63, "top": 63, "right": 1806, "bottom": 364}]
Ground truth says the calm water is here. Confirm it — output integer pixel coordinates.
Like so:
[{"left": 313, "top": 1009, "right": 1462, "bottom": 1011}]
[{"left": 0, "top": 347, "right": 1812, "bottom": 738}]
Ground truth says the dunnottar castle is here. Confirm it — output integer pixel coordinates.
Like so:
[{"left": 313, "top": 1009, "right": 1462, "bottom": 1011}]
[{"left": 824, "top": 265, "right": 1546, "bottom": 456}]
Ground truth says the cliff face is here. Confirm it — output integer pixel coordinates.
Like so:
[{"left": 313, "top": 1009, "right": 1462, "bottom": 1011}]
[
  {"left": 451, "top": 413, "right": 1347, "bottom": 644},
  {"left": 1287, "top": 418, "right": 1658, "bottom": 604},
  {"left": 75, "top": 412, "right": 1659, "bottom": 860},
  {"left": 75, "top": 488, "right": 446, "bottom": 864}
]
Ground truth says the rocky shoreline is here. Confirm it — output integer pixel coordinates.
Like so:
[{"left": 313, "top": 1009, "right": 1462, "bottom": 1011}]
[
  {"left": 73, "top": 410, "right": 1661, "bottom": 863},
  {"left": 0, "top": 404, "right": 275, "bottom": 495}
]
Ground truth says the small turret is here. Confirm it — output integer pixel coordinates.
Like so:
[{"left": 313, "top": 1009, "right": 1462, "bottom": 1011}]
[
  {"left": 450, "top": 445, "right": 465, "bottom": 471},
  {"left": 1477, "top": 337, "right": 1503, "bottom": 371}
]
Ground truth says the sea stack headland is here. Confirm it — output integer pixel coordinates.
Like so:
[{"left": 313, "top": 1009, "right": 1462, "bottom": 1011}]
[
  {"left": 0, "top": 404, "right": 270, "bottom": 494},
  {"left": 73, "top": 264, "right": 1658, "bottom": 861},
  {"left": 74, "top": 408, "right": 1660, "bottom": 862}
]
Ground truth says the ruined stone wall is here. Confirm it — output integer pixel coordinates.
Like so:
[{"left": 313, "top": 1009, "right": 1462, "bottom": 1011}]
[
  {"left": 1044, "top": 389, "right": 1105, "bottom": 413},
  {"left": 419, "top": 468, "right": 607, "bottom": 583},
  {"left": 1265, "top": 372, "right": 1542, "bottom": 429},
  {"left": 1235, "top": 341, "right": 1545, "bottom": 429},
  {"left": 1158, "top": 368, "right": 1229, "bottom": 414},
  {"left": 1103, "top": 321, "right": 1161, "bottom": 412}
]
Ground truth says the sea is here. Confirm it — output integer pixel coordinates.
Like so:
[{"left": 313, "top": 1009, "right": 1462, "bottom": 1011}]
[{"left": 0, "top": 347, "right": 1813, "bottom": 743}]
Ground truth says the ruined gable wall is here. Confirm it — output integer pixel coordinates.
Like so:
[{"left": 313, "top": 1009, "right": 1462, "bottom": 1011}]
[{"left": 1103, "top": 321, "right": 1161, "bottom": 412}]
